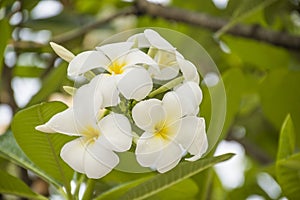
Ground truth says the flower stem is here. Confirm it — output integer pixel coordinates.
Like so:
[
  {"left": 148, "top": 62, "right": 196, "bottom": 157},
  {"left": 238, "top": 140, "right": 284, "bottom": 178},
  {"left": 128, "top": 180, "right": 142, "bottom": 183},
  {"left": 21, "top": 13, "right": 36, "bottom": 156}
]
[
  {"left": 148, "top": 76, "right": 184, "bottom": 98},
  {"left": 82, "top": 178, "right": 96, "bottom": 200},
  {"left": 74, "top": 173, "right": 85, "bottom": 198}
]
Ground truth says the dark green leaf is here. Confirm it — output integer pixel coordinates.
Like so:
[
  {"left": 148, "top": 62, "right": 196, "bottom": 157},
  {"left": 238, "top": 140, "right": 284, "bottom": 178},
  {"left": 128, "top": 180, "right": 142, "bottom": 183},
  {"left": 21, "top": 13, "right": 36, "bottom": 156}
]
[
  {"left": 0, "top": 169, "right": 47, "bottom": 200},
  {"left": 95, "top": 176, "right": 153, "bottom": 200},
  {"left": 0, "top": 131, "right": 61, "bottom": 188},
  {"left": 276, "top": 153, "right": 300, "bottom": 199},
  {"left": 27, "top": 63, "right": 68, "bottom": 106},
  {"left": 11, "top": 101, "right": 74, "bottom": 192},
  {"left": 120, "top": 153, "right": 234, "bottom": 200}
]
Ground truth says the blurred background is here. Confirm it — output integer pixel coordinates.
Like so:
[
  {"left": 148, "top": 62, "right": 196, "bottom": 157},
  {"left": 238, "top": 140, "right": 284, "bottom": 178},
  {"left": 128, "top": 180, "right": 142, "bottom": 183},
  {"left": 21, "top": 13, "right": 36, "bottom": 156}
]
[{"left": 1, "top": 0, "right": 300, "bottom": 199}]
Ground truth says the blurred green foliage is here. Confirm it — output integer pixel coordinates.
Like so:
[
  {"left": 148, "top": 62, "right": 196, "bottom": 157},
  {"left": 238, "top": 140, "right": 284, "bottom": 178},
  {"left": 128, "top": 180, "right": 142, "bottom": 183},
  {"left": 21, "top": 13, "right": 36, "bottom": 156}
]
[{"left": 0, "top": 0, "right": 300, "bottom": 199}]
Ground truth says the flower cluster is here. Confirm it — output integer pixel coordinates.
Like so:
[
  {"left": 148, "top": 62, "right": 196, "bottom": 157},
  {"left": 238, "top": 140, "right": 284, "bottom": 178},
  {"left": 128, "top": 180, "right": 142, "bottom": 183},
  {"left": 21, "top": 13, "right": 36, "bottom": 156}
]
[{"left": 36, "top": 29, "right": 208, "bottom": 179}]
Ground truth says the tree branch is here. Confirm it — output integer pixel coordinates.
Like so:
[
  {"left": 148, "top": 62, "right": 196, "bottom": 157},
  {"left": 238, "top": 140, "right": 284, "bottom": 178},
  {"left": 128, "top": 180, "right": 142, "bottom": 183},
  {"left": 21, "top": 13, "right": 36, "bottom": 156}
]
[
  {"left": 135, "top": 0, "right": 300, "bottom": 50},
  {"left": 52, "top": 7, "right": 137, "bottom": 44}
]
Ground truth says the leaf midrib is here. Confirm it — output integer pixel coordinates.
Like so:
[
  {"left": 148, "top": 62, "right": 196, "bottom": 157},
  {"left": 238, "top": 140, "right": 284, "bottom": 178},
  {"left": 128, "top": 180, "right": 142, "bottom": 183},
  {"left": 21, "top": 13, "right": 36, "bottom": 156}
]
[{"left": 36, "top": 104, "right": 71, "bottom": 193}]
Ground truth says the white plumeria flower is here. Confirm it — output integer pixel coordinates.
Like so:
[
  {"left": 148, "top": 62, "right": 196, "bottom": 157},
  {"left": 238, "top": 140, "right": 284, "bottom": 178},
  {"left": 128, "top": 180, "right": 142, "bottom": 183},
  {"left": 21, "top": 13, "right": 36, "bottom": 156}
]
[
  {"left": 36, "top": 80, "right": 132, "bottom": 179},
  {"left": 132, "top": 82, "right": 208, "bottom": 173},
  {"left": 128, "top": 29, "right": 199, "bottom": 83},
  {"left": 68, "top": 42, "right": 158, "bottom": 100}
]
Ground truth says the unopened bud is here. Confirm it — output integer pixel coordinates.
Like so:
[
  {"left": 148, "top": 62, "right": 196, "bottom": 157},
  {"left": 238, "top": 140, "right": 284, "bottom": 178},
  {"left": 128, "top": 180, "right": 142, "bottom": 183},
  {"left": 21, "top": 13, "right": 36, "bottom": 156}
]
[{"left": 50, "top": 42, "right": 75, "bottom": 62}]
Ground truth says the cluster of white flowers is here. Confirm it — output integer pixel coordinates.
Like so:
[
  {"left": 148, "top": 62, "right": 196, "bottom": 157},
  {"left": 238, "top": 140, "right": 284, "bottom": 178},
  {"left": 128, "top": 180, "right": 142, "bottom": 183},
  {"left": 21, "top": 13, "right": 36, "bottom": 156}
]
[{"left": 36, "top": 29, "right": 208, "bottom": 179}]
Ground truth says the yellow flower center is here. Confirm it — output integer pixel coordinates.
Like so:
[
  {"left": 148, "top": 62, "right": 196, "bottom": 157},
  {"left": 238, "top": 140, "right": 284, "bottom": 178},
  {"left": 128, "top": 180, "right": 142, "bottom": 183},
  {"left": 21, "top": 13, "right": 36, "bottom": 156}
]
[
  {"left": 82, "top": 126, "right": 100, "bottom": 144},
  {"left": 108, "top": 61, "right": 126, "bottom": 75},
  {"left": 154, "top": 122, "right": 169, "bottom": 140}
]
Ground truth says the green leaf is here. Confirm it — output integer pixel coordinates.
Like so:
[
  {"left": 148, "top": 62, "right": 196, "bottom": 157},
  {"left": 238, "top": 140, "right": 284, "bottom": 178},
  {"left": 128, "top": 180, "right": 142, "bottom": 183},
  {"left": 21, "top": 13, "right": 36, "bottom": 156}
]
[
  {"left": 120, "top": 153, "right": 234, "bottom": 200},
  {"left": 0, "top": 132, "right": 61, "bottom": 188},
  {"left": 201, "top": 68, "right": 245, "bottom": 152},
  {"left": 13, "top": 66, "right": 44, "bottom": 77},
  {"left": 0, "top": 18, "right": 11, "bottom": 75},
  {"left": 276, "top": 153, "right": 300, "bottom": 199},
  {"left": 223, "top": 36, "right": 290, "bottom": 70},
  {"left": 277, "top": 114, "right": 295, "bottom": 160},
  {"left": 215, "top": 0, "right": 277, "bottom": 38},
  {"left": 95, "top": 176, "right": 153, "bottom": 200},
  {"left": 259, "top": 69, "right": 300, "bottom": 148},
  {"left": 276, "top": 115, "right": 300, "bottom": 199},
  {"left": 11, "top": 102, "right": 74, "bottom": 193},
  {"left": 147, "top": 178, "right": 199, "bottom": 200},
  {"left": 27, "top": 63, "right": 68, "bottom": 106},
  {"left": 0, "top": 169, "right": 47, "bottom": 200}
]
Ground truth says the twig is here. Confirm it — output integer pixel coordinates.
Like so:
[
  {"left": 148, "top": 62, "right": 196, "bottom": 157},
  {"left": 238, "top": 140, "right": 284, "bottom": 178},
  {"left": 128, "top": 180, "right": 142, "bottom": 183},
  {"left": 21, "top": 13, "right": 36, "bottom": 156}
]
[
  {"left": 52, "top": 7, "right": 137, "bottom": 44},
  {"left": 135, "top": 0, "right": 300, "bottom": 50}
]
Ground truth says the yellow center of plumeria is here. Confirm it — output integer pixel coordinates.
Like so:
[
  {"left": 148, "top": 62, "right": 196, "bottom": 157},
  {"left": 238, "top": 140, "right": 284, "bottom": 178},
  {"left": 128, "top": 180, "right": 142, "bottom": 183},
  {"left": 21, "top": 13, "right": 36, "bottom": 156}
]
[
  {"left": 154, "top": 122, "right": 169, "bottom": 140},
  {"left": 108, "top": 61, "right": 126, "bottom": 75},
  {"left": 82, "top": 126, "right": 100, "bottom": 144}
]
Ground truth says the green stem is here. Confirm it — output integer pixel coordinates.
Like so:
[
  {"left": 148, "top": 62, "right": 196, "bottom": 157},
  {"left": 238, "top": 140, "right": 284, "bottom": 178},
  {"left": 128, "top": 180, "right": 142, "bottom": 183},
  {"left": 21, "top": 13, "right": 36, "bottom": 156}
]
[
  {"left": 148, "top": 76, "right": 184, "bottom": 98},
  {"left": 74, "top": 173, "right": 85, "bottom": 198},
  {"left": 82, "top": 178, "right": 96, "bottom": 200},
  {"left": 66, "top": 186, "right": 74, "bottom": 200}
]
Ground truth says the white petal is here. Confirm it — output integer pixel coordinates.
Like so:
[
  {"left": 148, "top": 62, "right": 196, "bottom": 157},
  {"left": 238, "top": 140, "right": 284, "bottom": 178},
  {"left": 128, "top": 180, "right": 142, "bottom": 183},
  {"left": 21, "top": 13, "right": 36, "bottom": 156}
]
[
  {"left": 84, "top": 141, "right": 119, "bottom": 179},
  {"left": 152, "top": 66, "right": 179, "bottom": 80},
  {"left": 123, "top": 49, "right": 157, "bottom": 68},
  {"left": 175, "top": 82, "right": 203, "bottom": 116},
  {"left": 118, "top": 67, "right": 153, "bottom": 100},
  {"left": 185, "top": 118, "right": 208, "bottom": 161},
  {"left": 174, "top": 116, "right": 208, "bottom": 161},
  {"left": 96, "top": 42, "right": 134, "bottom": 61},
  {"left": 60, "top": 138, "right": 85, "bottom": 173},
  {"left": 135, "top": 131, "right": 165, "bottom": 168},
  {"left": 89, "top": 74, "right": 119, "bottom": 108},
  {"left": 73, "top": 83, "right": 100, "bottom": 125},
  {"left": 39, "top": 108, "right": 81, "bottom": 136},
  {"left": 144, "top": 29, "right": 175, "bottom": 50},
  {"left": 68, "top": 51, "right": 110, "bottom": 77},
  {"left": 162, "top": 91, "right": 182, "bottom": 123},
  {"left": 178, "top": 59, "right": 199, "bottom": 84},
  {"left": 98, "top": 113, "right": 132, "bottom": 152},
  {"left": 155, "top": 142, "right": 183, "bottom": 173},
  {"left": 132, "top": 99, "right": 165, "bottom": 131},
  {"left": 50, "top": 42, "right": 75, "bottom": 62},
  {"left": 127, "top": 33, "right": 151, "bottom": 48},
  {"left": 35, "top": 124, "right": 56, "bottom": 133}
]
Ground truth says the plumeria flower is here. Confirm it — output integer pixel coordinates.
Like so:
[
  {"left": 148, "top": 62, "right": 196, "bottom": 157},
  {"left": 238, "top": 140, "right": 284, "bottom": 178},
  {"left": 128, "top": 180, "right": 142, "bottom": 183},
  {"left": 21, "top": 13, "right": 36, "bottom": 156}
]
[
  {"left": 132, "top": 82, "right": 208, "bottom": 173},
  {"left": 68, "top": 42, "right": 158, "bottom": 100},
  {"left": 36, "top": 79, "right": 132, "bottom": 179},
  {"left": 128, "top": 29, "right": 199, "bottom": 83}
]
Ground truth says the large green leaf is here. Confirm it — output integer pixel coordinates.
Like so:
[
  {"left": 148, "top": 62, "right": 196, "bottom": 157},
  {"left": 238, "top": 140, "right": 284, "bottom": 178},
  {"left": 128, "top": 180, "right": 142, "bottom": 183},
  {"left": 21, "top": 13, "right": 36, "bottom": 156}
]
[
  {"left": 95, "top": 176, "right": 153, "bottom": 200},
  {"left": 11, "top": 101, "right": 74, "bottom": 192},
  {"left": 147, "top": 178, "right": 199, "bottom": 200},
  {"left": 276, "top": 115, "right": 300, "bottom": 199},
  {"left": 120, "top": 153, "right": 234, "bottom": 200},
  {"left": 0, "top": 169, "right": 47, "bottom": 200},
  {"left": 0, "top": 132, "right": 61, "bottom": 188},
  {"left": 259, "top": 69, "right": 300, "bottom": 148},
  {"left": 27, "top": 63, "right": 68, "bottom": 106},
  {"left": 277, "top": 153, "right": 300, "bottom": 199}
]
